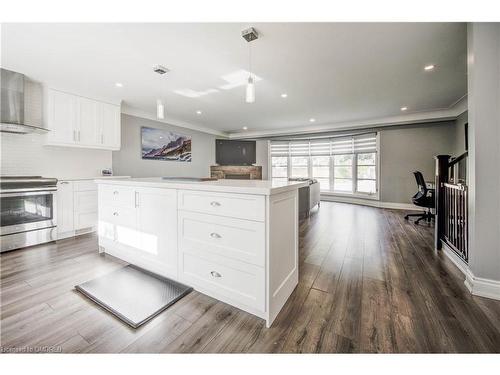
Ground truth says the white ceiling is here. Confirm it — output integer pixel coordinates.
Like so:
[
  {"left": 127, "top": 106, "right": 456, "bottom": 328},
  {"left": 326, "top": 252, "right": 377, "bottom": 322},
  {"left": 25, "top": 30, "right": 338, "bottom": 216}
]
[{"left": 1, "top": 23, "right": 467, "bottom": 135}]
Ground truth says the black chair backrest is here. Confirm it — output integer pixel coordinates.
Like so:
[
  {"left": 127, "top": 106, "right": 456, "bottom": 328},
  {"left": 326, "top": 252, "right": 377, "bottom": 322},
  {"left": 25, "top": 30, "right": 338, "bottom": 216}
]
[{"left": 413, "top": 171, "right": 427, "bottom": 194}]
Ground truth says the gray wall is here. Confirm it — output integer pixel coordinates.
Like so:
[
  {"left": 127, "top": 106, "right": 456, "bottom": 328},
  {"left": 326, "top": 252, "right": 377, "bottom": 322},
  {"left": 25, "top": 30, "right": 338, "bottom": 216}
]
[
  {"left": 379, "top": 121, "right": 458, "bottom": 203},
  {"left": 112, "top": 114, "right": 219, "bottom": 178},
  {"left": 466, "top": 23, "right": 500, "bottom": 282}
]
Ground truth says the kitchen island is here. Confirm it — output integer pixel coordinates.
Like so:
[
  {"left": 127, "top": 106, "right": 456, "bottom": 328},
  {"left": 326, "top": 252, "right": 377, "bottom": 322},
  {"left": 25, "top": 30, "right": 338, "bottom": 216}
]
[{"left": 95, "top": 177, "right": 307, "bottom": 327}]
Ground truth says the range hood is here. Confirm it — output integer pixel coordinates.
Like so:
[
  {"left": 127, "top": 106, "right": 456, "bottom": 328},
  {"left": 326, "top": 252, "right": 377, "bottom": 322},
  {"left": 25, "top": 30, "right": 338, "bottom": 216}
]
[{"left": 1, "top": 68, "right": 48, "bottom": 134}]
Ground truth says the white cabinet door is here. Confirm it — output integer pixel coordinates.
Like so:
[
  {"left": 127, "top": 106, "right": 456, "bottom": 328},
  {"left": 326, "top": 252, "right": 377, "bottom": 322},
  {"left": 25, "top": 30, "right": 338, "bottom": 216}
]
[
  {"left": 74, "top": 190, "right": 98, "bottom": 230},
  {"left": 136, "top": 188, "right": 178, "bottom": 278},
  {"left": 57, "top": 181, "right": 74, "bottom": 235},
  {"left": 46, "top": 89, "right": 120, "bottom": 150},
  {"left": 48, "top": 90, "right": 77, "bottom": 144},
  {"left": 98, "top": 103, "right": 121, "bottom": 150},
  {"left": 77, "top": 97, "right": 99, "bottom": 146}
]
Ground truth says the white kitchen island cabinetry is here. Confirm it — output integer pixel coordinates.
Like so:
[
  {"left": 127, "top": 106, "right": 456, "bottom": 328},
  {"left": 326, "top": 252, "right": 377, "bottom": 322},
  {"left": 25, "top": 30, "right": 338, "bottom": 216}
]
[{"left": 95, "top": 178, "right": 307, "bottom": 327}]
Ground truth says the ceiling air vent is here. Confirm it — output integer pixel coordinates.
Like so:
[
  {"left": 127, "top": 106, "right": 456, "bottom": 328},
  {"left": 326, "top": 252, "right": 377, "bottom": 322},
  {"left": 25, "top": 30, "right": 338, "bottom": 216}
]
[
  {"left": 242, "top": 27, "right": 259, "bottom": 42},
  {"left": 153, "top": 65, "right": 169, "bottom": 75}
]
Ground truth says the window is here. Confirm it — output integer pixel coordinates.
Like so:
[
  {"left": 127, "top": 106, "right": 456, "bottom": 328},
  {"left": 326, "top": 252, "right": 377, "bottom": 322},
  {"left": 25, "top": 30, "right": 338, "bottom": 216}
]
[
  {"left": 333, "top": 154, "right": 353, "bottom": 192},
  {"left": 357, "top": 153, "right": 376, "bottom": 194},
  {"left": 271, "top": 156, "right": 288, "bottom": 181},
  {"left": 312, "top": 156, "right": 330, "bottom": 190},
  {"left": 270, "top": 133, "right": 378, "bottom": 197},
  {"left": 290, "top": 157, "right": 309, "bottom": 177}
]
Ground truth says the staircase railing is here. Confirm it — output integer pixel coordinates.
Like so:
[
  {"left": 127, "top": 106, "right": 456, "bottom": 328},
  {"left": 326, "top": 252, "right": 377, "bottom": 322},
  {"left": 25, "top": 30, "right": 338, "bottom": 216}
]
[
  {"left": 442, "top": 182, "right": 468, "bottom": 262},
  {"left": 435, "top": 154, "right": 469, "bottom": 263}
]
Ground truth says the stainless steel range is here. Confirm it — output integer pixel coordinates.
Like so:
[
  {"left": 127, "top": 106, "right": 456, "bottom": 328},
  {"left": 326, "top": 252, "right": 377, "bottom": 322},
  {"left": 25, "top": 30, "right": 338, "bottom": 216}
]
[{"left": 0, "top": 176, "right": 58, "bottom": 252}]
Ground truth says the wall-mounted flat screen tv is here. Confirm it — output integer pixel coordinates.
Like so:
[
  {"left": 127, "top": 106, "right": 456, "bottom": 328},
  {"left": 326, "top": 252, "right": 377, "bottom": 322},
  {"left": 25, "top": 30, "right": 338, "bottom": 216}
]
[{"left": 216, "top": 139, "right": 256, "bottom": 166}]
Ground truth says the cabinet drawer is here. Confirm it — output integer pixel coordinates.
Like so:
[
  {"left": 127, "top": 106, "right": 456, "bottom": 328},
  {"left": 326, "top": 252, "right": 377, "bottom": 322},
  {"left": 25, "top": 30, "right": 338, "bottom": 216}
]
[
  {"left": 181, "top": 252, "right": 265, "bottom": 311},
  {"left": 73, "top": 180, "right": 97, "bottom": 192},
  {"left": 178, "top": 190, "right": 265, "bottom": 221},
  {"left": 179, "top": 211, "right": 265, "bottom": 266},
  {"left": 99, "top": 205, "right": 136, "bottom": 228},
  {"left": 99, "top": 185, "right": 135, "bottom": 208}
]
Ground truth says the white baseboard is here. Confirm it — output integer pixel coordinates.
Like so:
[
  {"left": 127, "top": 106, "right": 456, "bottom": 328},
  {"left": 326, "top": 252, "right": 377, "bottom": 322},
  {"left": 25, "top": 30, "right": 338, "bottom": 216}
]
[
  {"left": 441, "top": 241, "right": 500, "bottom": 301},
  {"left": 320, "top": 194, "right": 420, "bottom": 211},
  {"left": 465, "top": 269, "right": 500, "bottom": 300},
  {"left": 442, "top": 241, "right": 469, "bottom": 275}
]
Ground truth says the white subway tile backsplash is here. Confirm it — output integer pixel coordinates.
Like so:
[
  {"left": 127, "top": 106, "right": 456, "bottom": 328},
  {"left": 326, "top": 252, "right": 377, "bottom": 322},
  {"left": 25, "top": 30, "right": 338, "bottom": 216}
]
[{"left": 1, "top": 132, "right": 112, "bottom": 178}]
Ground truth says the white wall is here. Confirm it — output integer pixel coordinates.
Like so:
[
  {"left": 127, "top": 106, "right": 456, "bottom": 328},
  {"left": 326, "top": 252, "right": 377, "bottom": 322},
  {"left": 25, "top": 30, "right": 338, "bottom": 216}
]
[
  {"left": 466, "top": 23, "right": 500, "bottom": 283},
  {"left": 0, "top": 132, "right": 112, "bottom": 179},
  {"left": 112, "top": 114, "right": 219, "bottom": 178}
]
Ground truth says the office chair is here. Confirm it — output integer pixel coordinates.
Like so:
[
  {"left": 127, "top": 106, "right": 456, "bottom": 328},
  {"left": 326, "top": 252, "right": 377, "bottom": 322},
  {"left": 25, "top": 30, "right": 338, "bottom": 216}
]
[{"left": 404, "top": 171, "right": 435, "bottom": 224}]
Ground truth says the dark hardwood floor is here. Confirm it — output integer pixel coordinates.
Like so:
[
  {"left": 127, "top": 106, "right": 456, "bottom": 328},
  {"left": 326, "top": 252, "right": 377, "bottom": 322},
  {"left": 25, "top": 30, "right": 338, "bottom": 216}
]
[{"left": 1, "top": 202, "right": 499, "bottom": 353}]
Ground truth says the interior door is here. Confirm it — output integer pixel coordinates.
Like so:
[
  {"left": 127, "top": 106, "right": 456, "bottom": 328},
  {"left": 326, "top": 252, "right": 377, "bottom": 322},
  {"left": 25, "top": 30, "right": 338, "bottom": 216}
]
[
  {"left": 136, "top": 188, "right": 178, "bottom": 278},
  {"left": 77, "top": 97, "right": 99, "bottom": 146}
]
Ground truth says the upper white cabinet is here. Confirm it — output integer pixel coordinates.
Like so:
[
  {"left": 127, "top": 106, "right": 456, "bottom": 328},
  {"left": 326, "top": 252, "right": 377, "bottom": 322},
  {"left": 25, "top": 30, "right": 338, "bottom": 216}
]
[
  {"left": 49, "top": 90, "right": 78, "bottom": 145},
  {"left": 46, "top": 89, "right": 121, "bottom": 150},
  {"left": 98, "top": 102, "right": 121, "bottom": 149},
  {"left": 77, "top": 97, "right": 99, "bottom": 146}
]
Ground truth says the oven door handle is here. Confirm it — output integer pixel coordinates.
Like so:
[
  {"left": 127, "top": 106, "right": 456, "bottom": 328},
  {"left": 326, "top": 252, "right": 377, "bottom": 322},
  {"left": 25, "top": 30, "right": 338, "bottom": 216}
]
[{"left": 0, "top": 189, "right": 57, "bottom": 198}]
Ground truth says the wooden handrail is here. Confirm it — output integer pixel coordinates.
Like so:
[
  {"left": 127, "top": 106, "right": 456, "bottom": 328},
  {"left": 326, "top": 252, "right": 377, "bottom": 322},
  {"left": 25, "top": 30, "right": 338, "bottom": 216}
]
[{"left": 449, "top": 151, "right": 468, "bottom": 167}]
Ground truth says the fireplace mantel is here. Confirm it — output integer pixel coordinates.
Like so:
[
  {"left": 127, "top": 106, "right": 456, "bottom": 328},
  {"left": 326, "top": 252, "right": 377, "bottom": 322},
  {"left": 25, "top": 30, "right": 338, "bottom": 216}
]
[{"left": 210, "top": 165, "right": 262, "bottom": 180}]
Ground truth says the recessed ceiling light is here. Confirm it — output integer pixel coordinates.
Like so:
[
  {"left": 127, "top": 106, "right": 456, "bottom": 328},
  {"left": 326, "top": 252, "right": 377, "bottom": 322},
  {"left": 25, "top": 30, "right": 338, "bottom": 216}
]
[
  {"left": 309, "top": 118, "right": 316, "bottom": 123},
  {"left": 424, "top": 64, "right": 435, "bottom": 71},
  {"left": 281, "top": 93, "right": 288, "bottom": 98},
  {"left": 400, "top": 106, "right": 408, "bottom": 111},
  {"left": 242, "top": 126, "right": 248, "bottom": 130},
  {"left": 115, "top": 82, "right": 123, "bottom": 88},
  {"left": 196, "top": 110, "right": 202, "bottom": 115}
]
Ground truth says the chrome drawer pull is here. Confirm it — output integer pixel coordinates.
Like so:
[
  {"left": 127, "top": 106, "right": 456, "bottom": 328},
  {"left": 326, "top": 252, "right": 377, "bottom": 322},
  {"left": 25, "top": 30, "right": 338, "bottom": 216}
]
[
  {"left": 210, "top": 271, "right": 222, "bottom": 278},
  {"left": 210, "top": 232, "right": 221, "bottom": 239},
  {"left": 210, "top": 201, "right": 221, "bottom": 207},
  {"left": 113, "top": 212, "right": 119, "bottom": 216}
]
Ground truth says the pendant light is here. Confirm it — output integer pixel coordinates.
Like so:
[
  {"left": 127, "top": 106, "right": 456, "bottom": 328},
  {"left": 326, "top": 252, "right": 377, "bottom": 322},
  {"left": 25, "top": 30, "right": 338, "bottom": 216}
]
[
  {"left": 153, "top": 65, "right": 169, "bottom": 120},
  {"left": 246, "top": 76, "right": 255, "bottom": 103},
  {"left": 242, "top": 27, "right": 258, "bottom": 103},
  {"left": 156, "top": 99, "right": 165, "bottom": 120}
]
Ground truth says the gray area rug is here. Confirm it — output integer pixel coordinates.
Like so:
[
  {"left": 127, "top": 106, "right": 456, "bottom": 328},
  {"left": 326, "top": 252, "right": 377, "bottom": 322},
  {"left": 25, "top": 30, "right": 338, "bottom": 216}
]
[{"left": 76, "top": 265, "right": 192, "bottom": 328}]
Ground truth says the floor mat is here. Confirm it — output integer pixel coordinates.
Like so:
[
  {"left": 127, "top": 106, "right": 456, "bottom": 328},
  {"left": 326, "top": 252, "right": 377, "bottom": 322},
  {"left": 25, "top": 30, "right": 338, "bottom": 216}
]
[{"left": 76, "top": 265, "right": 192, "bottom": 328}]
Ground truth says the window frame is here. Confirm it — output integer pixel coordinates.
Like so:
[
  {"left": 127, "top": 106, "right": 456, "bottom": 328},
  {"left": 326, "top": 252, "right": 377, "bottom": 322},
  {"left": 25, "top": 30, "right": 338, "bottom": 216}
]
[{"left": 269, "top": 133, "right": 380, "bottom": 200}]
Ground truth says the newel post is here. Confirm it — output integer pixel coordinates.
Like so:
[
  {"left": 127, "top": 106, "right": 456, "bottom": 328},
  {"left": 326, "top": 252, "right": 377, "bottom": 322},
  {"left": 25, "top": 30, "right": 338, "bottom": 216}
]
[{"left": 435, "top": 155, "right": 450, "bottom": 250}]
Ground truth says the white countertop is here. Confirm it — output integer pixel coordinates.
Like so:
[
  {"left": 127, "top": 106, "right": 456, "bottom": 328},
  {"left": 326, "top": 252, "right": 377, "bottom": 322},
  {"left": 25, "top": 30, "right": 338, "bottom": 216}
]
[
  {"left": 58, "top": 176, "right": 130, "bottom": 181},
  {"left": 94, "top": 177, "right": 308, "bottom": 195}
]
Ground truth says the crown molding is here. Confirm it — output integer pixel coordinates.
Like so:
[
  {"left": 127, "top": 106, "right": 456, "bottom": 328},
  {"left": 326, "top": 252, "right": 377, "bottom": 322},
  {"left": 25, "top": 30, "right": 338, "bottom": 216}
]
[
  {"left": 229, "top": 96, "right": 469, "bottom": 139},
  {"left": 121, "top": 95, "right": 468, "bottom": 140},
  {"left": 121, "top": 104, "right": 228, "bottom": 137}
]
